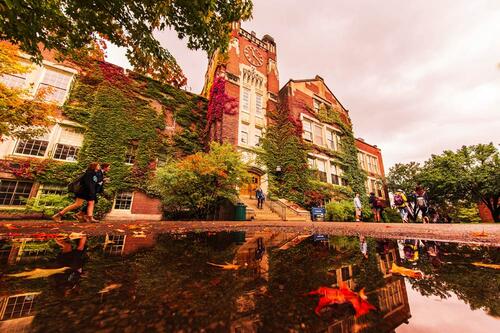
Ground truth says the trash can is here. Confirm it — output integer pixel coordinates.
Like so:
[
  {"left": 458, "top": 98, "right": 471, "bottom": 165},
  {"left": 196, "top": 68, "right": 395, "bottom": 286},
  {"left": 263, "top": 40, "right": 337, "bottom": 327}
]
[
  {"left": 234, "top": 203, "right": 247, "bottom": 221},
  {"left": 311, "top": 207, "right": 326, "bottom": 221}
]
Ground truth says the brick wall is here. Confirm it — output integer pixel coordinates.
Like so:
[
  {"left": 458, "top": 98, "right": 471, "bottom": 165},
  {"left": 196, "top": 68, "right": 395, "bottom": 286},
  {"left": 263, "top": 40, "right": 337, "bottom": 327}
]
[{"left": 130, "top": 191, "right": 162, "bottom": 215}]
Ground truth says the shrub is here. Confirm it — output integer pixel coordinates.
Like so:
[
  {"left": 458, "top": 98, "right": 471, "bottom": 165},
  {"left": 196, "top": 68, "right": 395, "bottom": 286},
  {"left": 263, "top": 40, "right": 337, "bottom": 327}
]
[
  {"left": 24, "top": 194, "right": 73, "bottom": 217},
  {"left": 326, "top": 200, "right": 354, "bottom": 221},
  {"left": 381, "top": 208, "right": 401, "bottom": 222}
]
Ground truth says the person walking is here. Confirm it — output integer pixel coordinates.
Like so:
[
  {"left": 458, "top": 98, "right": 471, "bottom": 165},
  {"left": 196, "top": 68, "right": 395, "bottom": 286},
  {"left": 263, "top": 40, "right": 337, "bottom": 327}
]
[
  {"left": 414, "top": 185, "right": 430, "bottom": 223},
  {"left": 75, "top": 162, "right": 111, "bottom": 222},
  {"left": 354, "top": 193, "right": 362, "bottom": 222},
  {"left": 52, "top": 162, "right": 100, "bottom": 223},
  {"left": 369, "top": 192, "right": 381, "bottom": 222},
  {"left": 255, "top": 187, "right": 265, "bottom": 209},
  {"left": 394, "top": 189, "right": 409, "bottom": 223}
]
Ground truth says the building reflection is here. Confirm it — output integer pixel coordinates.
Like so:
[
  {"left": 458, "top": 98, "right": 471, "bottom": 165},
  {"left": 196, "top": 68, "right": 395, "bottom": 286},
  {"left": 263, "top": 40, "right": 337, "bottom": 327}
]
[{"left": 326, "top": 240, "right": 411, "bottom": 333}]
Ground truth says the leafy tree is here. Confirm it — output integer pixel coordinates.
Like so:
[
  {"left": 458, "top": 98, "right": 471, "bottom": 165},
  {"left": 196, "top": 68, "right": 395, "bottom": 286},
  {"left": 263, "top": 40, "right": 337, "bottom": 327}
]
[
  {"left": 386, "top": 161, "right": 421, "bottom": 193},
  {"left": 418, "top": 143, "right": 500, "bottom": 222},
  {"left": 0, "top": 41, "right": 57, "bottom": 139},
  {"left": 258, "top": 102, "right": 312, "bottom": 205},
  {"left": 0, "top": 0, "right": 253, "bottom": 86},
  {"left": 151, "top": 142, "right": 248, "bottom": 219}
]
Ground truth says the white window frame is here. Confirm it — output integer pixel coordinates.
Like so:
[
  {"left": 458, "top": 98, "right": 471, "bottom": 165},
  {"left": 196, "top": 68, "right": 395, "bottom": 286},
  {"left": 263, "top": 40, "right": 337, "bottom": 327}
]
[
  {"left": 303, "top": 119, "right": 313, "bottom": 142},
  {"left": 37, "top": 67, "right": 73, "bottom": 105},
  {"left": 240, "top": 124, "right": 249, "bottom": 145},
  {"left": 113, "top": 192, "right": 134, "bottom": 211}
]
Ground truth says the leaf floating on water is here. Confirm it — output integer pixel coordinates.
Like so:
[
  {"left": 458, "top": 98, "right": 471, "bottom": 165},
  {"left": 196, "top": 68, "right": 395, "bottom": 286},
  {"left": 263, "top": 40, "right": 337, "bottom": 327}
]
[
  {"left": 390, "top": 263, "right": 424, "bottom": 279},
  {"left": 307, "top": 285, "right": 376, "bottom": 317},
  {"left": 98, "top": 283, "right": 122, "bottom": 293},
  {"left": 68, "top": 232, "right": 86, "bottom": 239},
  {"left": 7, "top": 267, "right": 70, "bottom": 279},
  {"left": 3, "top": 223, "right": 18, "bottom": 230},
  {"left": 472, "top": 262, "right": 500, "bottom": 269},
  {"left": 115, "top": 229, "right": 126, "bottom": 233},
  {"left": 132, "top": 231, "right": 147, "bottom": 238},
  {"left": 207, "top": 262, "right": 240, "bottom": 270},
  {"left": 127, "top": 224, "right": 142, "bottom": 230},
  {"left": 471, "top": 231, "right": 488, "bottom": 237}
]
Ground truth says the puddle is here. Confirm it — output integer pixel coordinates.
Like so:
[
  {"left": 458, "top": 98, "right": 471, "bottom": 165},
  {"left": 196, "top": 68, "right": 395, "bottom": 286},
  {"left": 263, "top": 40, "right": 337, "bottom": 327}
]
[{"left": 0, "top": 231, "right": 498, "bottom": 332}]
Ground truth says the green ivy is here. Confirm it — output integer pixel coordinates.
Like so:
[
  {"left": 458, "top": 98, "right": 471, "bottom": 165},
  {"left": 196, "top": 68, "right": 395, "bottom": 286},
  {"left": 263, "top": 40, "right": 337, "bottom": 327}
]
[{"left": 315, "top": 104, "right": 367, "bottom": 199}]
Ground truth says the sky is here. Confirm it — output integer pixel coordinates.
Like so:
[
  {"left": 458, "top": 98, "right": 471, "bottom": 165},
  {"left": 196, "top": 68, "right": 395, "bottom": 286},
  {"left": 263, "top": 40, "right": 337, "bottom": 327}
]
[{"left": 106, "top": 0, "right": 500, "bottom": 172}]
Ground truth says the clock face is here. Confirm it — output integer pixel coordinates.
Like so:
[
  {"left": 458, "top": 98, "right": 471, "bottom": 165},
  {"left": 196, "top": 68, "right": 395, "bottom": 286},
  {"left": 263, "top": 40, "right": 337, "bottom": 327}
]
[{"left": 244, "top": 45, "right": 264, "bottom": 67}]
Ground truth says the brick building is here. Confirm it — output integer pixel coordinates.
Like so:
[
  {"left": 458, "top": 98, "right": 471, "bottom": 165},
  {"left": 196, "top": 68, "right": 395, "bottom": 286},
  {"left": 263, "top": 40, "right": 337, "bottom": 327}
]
[
  {"left": 0, "top": 53, "right": 167, "bottom": 221},
  {"left": 203, "top": 22, "right": 279, "bottom": 198},
  {"left": 356, "top": 138, "right": 387, "bottom": 199},
  {"left": 279, "top": 75, "right": 387, "bottom": 199}
]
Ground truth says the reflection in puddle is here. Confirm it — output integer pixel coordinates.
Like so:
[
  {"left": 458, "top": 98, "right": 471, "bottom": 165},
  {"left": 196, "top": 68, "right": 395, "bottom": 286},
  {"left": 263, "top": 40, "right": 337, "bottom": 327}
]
[{"left": 0, "top": 231, "right": 498, "bottom": 332}]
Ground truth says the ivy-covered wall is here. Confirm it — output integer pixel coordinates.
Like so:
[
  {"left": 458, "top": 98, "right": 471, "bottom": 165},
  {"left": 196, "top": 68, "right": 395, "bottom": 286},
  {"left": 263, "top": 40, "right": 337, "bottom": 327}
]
[{"left": 2, "top": 60, "right": 208, "bottom": 203}]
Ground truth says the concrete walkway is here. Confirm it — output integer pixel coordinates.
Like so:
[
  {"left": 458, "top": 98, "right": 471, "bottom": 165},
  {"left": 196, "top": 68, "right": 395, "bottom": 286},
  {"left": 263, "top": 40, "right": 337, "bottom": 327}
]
[{"left": 0, "top": 220, "right": 499, "bottom": 246}]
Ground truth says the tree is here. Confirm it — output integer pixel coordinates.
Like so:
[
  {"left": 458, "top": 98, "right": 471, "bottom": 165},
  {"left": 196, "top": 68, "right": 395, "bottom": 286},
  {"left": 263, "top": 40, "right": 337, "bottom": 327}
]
[
  {"left": 151, "top": 142, "right": 248, "bottom": 219},
  {"left": 258, "top": 102, "right": 312, "bottom": 205},
  {"left": 418, "top": 143, "right": 500, "bottom": 222},
  {"left": 0, "top": 41, "right": 57, "bottom": 139},
  {"left": 386, "top": 161, "right": 421, "bottom": 194},
  {"left": 0, "top": 0, "right": 253, "bottom": 86}
]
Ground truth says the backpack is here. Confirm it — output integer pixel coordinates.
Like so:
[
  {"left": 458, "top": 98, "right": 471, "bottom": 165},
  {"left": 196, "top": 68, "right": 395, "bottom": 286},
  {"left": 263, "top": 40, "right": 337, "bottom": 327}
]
[
  {"left": 393, "top": 193, "right": 404, "bottom": 206},
  {"left": 67, "top": 173, "right": 84, "bottom": 194},
  {"left": 416, "top": 196, "right": 426, "bottom": 207},
  {"left": 375, "top": 198, "right": 384, "bottom": 208}
]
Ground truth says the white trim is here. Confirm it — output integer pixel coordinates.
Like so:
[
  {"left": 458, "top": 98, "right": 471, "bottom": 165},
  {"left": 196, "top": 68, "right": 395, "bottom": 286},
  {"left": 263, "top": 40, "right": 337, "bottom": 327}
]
[{"left": 111, "top": 191, "right": 134, "bottom": 212}]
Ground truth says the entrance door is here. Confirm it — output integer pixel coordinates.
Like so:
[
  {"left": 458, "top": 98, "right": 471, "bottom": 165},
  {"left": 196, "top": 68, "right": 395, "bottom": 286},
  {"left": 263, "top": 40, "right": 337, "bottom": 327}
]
[{"left": 241, "top": 172, "right": 261, "bottom": 198}]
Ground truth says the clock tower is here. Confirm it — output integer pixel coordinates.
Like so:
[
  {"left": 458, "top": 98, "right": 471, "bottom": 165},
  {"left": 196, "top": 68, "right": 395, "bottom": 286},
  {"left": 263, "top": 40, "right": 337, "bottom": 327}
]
[{"left": 203, "top": 22, "right": 279, "bottom": 198}]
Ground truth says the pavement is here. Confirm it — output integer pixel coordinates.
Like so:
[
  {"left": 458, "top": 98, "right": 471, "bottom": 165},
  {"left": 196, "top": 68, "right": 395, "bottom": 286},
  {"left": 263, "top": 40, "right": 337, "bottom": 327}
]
[{"left": 1, "top": 220, "right": 499, "bottom": 246}]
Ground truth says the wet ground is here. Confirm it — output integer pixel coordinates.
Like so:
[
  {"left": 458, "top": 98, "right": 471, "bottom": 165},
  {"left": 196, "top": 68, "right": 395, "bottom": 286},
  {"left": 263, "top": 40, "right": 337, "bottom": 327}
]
[
  {"left": 0, "top": 228, "right": 498, "bottom": 332},
  {"left": 1, "top": 220, "right": 499, "bottom": 246}
]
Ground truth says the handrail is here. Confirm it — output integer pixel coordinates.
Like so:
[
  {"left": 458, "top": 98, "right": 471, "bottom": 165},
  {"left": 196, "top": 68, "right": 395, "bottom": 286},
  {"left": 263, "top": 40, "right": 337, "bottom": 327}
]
[{"left": 266, "top": 198, "right": 310, "bottom": 221}]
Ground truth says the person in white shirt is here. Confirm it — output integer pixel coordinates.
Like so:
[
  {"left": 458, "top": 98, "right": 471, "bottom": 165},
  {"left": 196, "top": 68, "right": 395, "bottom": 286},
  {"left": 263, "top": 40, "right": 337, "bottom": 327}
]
[{"left": 353, "top": 193, "right": 362, "bottom": 222}]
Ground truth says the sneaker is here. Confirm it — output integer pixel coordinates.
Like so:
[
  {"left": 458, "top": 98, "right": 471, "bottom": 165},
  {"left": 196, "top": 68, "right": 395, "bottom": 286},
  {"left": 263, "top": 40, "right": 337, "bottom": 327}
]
[{"left": 51, "top": 212, "right": 63, "bottom": 223}]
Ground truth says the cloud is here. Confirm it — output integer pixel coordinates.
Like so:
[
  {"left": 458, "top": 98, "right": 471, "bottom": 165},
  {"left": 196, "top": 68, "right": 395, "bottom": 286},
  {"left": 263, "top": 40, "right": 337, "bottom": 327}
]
[{"left": 105, "top": 0, "right": 500, "bottom": 171}]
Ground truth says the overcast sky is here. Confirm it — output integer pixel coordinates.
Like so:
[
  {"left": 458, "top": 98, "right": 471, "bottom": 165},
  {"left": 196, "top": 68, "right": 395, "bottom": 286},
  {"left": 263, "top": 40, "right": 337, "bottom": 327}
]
[{"left": 106, "top": 0, "right": 500, "bottom": 172}]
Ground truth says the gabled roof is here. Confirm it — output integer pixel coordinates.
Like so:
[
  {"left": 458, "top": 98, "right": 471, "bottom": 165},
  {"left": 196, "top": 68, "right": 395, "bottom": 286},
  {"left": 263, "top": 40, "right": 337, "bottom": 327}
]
[{"left": 280, "top": 75, "right": 349, "bottom": 113}]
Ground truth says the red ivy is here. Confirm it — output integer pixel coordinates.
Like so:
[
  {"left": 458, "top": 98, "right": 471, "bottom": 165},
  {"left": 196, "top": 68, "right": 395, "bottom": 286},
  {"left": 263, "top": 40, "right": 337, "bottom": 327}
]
[
  {"left": 206, "top": 75, "right": 238, "bottom": 130},
  {"left": 98, "top": 62, "right": 132, "bottom": 86},
  {"left": 0, "top": 158, "right": 51, "bottom": 179}
]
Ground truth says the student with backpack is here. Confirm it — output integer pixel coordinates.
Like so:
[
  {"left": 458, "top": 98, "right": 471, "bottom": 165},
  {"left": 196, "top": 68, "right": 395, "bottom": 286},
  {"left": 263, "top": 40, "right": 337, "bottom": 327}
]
[
  {"left": 394, "top": 189, "right": 409, "bottom": 223},
  {"left": 414, "top": 185, "right": 430, "bottom": 223},
  {"left": 52, "top": 162, "right": 100, "bottom": 223}
]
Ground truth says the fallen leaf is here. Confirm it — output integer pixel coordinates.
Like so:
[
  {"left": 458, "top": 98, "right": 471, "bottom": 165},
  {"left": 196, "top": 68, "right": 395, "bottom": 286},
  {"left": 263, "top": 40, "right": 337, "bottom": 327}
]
[
  {"left": 98, "top": 283, "right": 122, "bottom": 293},
  {"left": 7, "top": 267, "right": 70, "bottom": 279},
  {"left": 471, "top": 231, "right": 488, "bottom": 237},
  {"left": 114, "top": 229, "right": 125, "bottom": 233}
]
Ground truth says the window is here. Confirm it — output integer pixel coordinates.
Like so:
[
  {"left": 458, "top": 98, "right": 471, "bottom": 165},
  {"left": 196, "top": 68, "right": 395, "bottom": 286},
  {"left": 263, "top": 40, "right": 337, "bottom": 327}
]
[
  {"left": 0, "top": 180, "right": 33, "bottom": 206},
  {"left": 254, "top": 128, "right": 262, "bottom": 146},
  {"left": 313, "top": 99, "right": 320, "bottom": 113},
  {"left": 1, "top": 293, "right": 38, "bottom": 320},
  {"left": 241, "top": 88, "right": 250, "bottom": 114},
  {"left": 358, "top": 152, "right": 367, "bottom": 170},
  {"left": 303, "top": 119, "right": 312, "bottom": 142},
  {"left": 15, "top": 138, "right": 49, "bottom": 157},
  {"left": 53, "top": 126, "right": 83, "bottom": 161},
  {"left": 38, "top": 69, "right": 72, "bottom": 104},
  {"left": 125, "top": 144, "right": 138, "bottom": 164},
  {"left": 53, "top": 144, "right": 79, "bottom": 161},
  {"left": 341, "top": 266, "right": 351, "bottom": 281},
  {"left": 0, "top": 73, "right": 27, "bottom": 89},
  {"left": 308, "top": 157, "right": 315, "bottom": 169},
  {"left": 255, "top": 93, "right": 263, "bottom": 119},
  {"left": 114, "top": 192, "right": 133, "bottom": 210},
  {"left": 313, "top": 124, "right": 323, "bottom": 146},
  {"left": 240, "top": 124, "right": 249, "bottom": 144},
  {"left": 104, "top": 234, "right": 126, "bottom": 255},
  {"left": 316, "top": 159, "right": 327, "bottom": 183},
  {"left": 330, "top": 162, "right": 341, "bottom": 185},
  {"left": 37, "top": 185, "right": 67, "bottom": 206},
  {"left": 369, "top": 156, "right": 379, "bottom": 173},
  {"left": 326, "top": 129, "right": 339, "bottom": 150}
]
